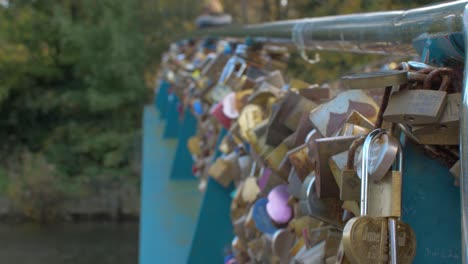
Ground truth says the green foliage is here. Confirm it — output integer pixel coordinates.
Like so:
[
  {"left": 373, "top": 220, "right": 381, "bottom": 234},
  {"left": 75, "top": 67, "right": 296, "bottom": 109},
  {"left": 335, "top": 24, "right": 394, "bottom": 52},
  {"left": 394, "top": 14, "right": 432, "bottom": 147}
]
[
  {"left": 8, "top": 151, "right": 64, "bottom": 222},
  {"left": 0, "top": 0, "right": 146, "bottom": 180}
]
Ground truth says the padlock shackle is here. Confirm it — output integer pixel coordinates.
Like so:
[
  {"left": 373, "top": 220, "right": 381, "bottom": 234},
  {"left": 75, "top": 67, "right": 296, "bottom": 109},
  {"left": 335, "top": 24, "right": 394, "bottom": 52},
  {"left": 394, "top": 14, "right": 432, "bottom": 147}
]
[
  {"left": 360, "top": 129, "right": 383, "bottom": 216},
  {"left": 218, "top": 56, "right": 247, "bottom": 84},
  {"left": 361, "top": 129, "right": 403, "bottom": 217}
]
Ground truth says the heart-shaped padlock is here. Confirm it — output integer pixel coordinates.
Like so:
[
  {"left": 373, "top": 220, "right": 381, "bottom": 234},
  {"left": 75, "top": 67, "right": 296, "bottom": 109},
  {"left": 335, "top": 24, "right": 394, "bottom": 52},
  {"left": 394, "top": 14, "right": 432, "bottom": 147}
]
[{"left": 343, "top": 216, "right": 416, "bottom": 264}]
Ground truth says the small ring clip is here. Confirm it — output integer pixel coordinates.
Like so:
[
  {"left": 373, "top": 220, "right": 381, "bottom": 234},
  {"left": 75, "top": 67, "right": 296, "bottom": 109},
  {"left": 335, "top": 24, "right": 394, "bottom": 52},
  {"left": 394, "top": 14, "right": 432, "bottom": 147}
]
[{"left": 292, "top": 22, "right": 320, "bottom": 64}]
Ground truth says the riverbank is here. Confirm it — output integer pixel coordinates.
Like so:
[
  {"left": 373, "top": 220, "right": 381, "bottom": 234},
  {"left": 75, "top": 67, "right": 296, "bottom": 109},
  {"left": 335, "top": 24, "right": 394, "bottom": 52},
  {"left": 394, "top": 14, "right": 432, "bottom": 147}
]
[
  {"left": 0, "top": 180, "right": 140, "bottom": 222},
  {"left": 0, "top": 222, "right": 138, "bottom": 264}
]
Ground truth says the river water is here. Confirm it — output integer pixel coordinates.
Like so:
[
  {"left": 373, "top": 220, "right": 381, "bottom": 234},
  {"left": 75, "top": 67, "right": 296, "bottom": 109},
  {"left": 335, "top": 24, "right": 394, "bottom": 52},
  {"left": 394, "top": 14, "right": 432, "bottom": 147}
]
[{"left": 0, "top": 222, "right": 138, "bottom": 264}]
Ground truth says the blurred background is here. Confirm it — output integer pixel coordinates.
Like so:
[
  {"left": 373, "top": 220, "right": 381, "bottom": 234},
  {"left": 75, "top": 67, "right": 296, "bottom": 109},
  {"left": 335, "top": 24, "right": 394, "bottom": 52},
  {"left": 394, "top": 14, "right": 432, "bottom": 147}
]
[{"left": 0, "top": 0, "right": 440, "bottom": 263}]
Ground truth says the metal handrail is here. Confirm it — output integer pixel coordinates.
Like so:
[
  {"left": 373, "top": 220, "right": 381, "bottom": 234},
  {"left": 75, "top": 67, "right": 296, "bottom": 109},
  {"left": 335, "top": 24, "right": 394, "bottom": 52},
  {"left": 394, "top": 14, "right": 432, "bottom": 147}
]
[{"left": 197, "top": 1, "right": 467, "bottom": 56}]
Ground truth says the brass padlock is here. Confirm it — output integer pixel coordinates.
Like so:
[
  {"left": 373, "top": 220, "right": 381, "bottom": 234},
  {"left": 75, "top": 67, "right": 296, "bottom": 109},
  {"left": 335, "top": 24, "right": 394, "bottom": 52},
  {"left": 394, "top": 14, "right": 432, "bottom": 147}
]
[
  {"left": 329, "top": 137, "right": 365, "bottom": 202},
  {"left": 343, "top": 129, "right": 416, "bottom": 264},
  {"left": 207, "top": 157, "right": 233, "bottom": 187},
  {"left": 288, "top": 144, "right": 315, "bottom": 182},
  {"left": 313, "top": 135, "right": 360, "bottom": 198},
  {"left": 411, "top": 92, "right": 461, "bottom": 145},
  {"left": 265, "top": 143, "right": 289, "bottom": 175},
  {"left": 383, "top": 68, "right": 452, "bottom": 125},
  {"left": 238, "top": 103, "right": 266, "bottom": 144},
  {"left": 309, "top": 90, "right": 379, "bottom": 137},
  {"left": 337, "top": 111, "right": 375, "bottom": 136}
]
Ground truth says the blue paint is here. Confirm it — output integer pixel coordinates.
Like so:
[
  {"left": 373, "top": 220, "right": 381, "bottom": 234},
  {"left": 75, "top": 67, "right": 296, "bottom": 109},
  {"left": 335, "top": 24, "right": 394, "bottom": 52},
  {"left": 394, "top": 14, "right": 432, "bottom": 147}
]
[
  {"left": 155, "top": 80, "right": 170, "bottom": 117},
  {"left": 139, "top": 106, "right": 202, "bottom": 264},
  {"left": 402, "top": 142, "right": 461, "bottom": 263},
  {"left": 412, "top": 33, "right": 464, "bottom": 65},
  {"left": 187, "top": 178, "right": 234, "bottom": 264},
  {"left": 170, "top": 108, "right": 198, "bottom": 180},
  {"left": 163, "top": 94, "right": 180, "bottom": 139},
  {"left": 187, "top": 128, "right": 235, "bottom": 264}
]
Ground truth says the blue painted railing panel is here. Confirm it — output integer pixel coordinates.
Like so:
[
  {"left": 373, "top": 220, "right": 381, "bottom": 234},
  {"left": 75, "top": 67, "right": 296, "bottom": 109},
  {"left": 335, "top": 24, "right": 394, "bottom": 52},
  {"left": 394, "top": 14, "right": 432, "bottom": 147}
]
[
  {"left": 402, "top": 141, "right": 461, "bottom": 263},
  {"left": 155, "top": 80, "right": 170, "bottom": 119},
  {"left": 187, "top": 178, "right": 234, "bottom": 264},
  {"left": 170, "top": 108, "right": 198, "bottom": 180},
  {"left": 163, "top": 95, "right": 180, "bottom": 139},
  {"left": 139, "top": 106, "right": 202, "bottom": 264}
]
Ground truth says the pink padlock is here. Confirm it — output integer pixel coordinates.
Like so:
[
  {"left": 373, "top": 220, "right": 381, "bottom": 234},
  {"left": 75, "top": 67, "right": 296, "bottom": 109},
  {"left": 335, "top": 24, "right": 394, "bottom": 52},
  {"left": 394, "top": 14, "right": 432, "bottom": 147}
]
[
  {"left": 210, "top": 102, "right": 232, "bottom": 129},
  {"left": 266, "top": 184, "right": 293, "bottom": 225}
]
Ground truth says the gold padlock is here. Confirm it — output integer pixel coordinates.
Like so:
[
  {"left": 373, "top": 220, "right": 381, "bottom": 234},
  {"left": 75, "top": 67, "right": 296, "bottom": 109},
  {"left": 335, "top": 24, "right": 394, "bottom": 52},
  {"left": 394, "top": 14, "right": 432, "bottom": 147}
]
[
  {"left": 383, "top": 68, "right": 453, "bottom": 125},
  {"left": 329, "top": 137, "right": 365, "bottom": 202},
  {"left": 342, "top": 129, "right": 416, "bottom": 264},
  {"left": 411, "top": 92, "right": 460, "bottom": 145},
  {"left": 313, "top": 135, "right": 360, "bottom": 198},
  {"left": 288, "top": 144, "right": 315, "bottom": 182}
]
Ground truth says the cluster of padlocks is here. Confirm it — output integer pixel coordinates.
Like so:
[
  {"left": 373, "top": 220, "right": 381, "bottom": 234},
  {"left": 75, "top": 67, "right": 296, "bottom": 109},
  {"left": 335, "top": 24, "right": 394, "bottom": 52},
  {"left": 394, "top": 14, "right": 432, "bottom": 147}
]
[{"left": 157, "top": 37, "right": 461, "bottom": 263}]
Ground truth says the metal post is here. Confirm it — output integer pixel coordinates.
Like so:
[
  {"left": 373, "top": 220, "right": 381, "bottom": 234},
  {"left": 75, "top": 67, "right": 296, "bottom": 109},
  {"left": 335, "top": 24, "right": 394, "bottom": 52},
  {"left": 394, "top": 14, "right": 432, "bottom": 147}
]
[{"left": 460, "top": 4, "right": 468, "bottom": 264}]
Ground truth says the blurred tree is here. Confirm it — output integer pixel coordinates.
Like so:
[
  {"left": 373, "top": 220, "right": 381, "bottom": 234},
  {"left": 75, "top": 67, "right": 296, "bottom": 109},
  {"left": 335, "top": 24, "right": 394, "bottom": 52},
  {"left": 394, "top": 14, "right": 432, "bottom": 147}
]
[{"left": 0, "top": 0, "right": 146, "bottom": 180}]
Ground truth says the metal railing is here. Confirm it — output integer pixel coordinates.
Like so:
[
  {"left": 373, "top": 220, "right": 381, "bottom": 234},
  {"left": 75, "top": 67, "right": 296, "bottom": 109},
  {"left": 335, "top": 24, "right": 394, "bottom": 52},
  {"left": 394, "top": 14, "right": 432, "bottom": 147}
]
[{"left": 193, "top": 1, "right": 468, "bottom": 262}]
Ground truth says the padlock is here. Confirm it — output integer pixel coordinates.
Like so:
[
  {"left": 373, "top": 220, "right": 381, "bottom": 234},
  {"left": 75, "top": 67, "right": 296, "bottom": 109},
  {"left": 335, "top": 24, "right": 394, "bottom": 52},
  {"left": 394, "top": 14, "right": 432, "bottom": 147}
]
[
  {"left": 287, "top": 169, "right": 303, "bottom": 199},
  {"left": 258, "top": 167, "right": 286, "bottom": 195},
  {"left": 335, "top": 240, "right": 352, "bottom": 264},
  {"left": 263, "top": 70, "right": 286, "bottom": 89},
  {"left": 341, "top": 70, "right": 408, "bottom": 90},
  {"left": 294, "top": 111, "right": 315, "bottom": 147},
  {"left": 288, "top": 144, "right": 315, "bottom": 181},
  {"left": 411, "top": 92, "right": 461, "bottom": 145},
  {"left": 238, "top": 103, "right": 266, "bottom": 143},
  {"left": 309, "top": 90, "right": 379, "bottom": 137},
  {"left": 383, "top": 68, "right": 452, "bottom": 125},
  {"left": 271, "top": 229, "right": 296, "bottom": 264},
  {"left": 313, "top": 135, "right": 360, "bottom": 198},
  {"left": 266, "top": 184, "right": 293, "bottom": 225},
  {"left": 211, "top": 52, "right": 247, "bottom": 102},
  {"left": 328, "top": 137, "right": 365, "bottom": 201},
  {"left": 339, "top": 110, "right": 375, "bottom": 135},
  {"left": 207, "top": 157, "right": 233, "bottom": 187},
  {"left": 265, "top": 99, "right": 294, "bottom": 146},
  {"left": 291, "top": 241, "right": 326, "bottom": 263},
  {"left": 299, "top": 174, "right": 344, "bottom": 228},
  {"left": 282, "top": 94, "right": 317, "bottom": 132},
  {"left": 265, "top": 143, "right": 289, "bottom": 175},
  {"left": 355, "top": 132, "right": 399, "bottom": 182},
  {"left": 288, "top": 216, "right": 323, "bottom": 237},
  {"left": 342, "top": 129, "right": 416, "bottom": 264},
  {"left": 299, "top": 85, "right": 331, "bottom": 103}
]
